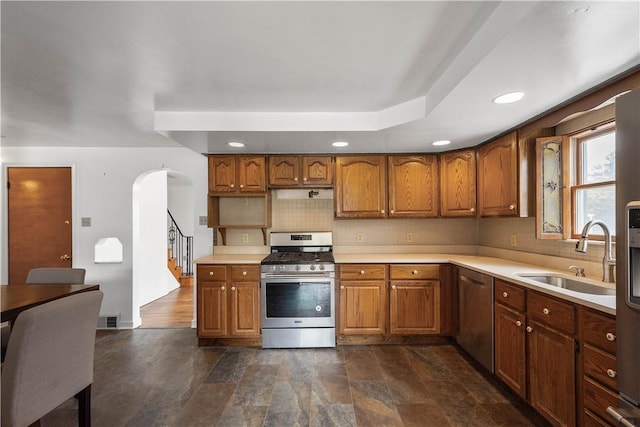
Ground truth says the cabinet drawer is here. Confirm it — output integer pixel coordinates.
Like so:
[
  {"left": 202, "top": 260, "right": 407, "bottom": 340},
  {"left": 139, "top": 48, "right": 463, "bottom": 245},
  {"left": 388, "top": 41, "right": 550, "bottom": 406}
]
[
  {"left": 528, "top": 291, "right": 575, "bottom": 334},
  {"left": 197, "top": 265, "right": 227, "bottom": 281},
  {"left": 495, "top": 279, "right": 525, "bottom": 312},
  {"left": 583, "top": 309, "right": 617, "bottom": 355},
  {"left": 390, "top": 264, "right": 439, "bottom": 280},
  {"left": 584, "top": 344, "right": 618, "bottom": 391},
  {"left": 230, "top": 265, "right": 260, "bottom": 281},
  {"left": 584, "top": 376, "right": 618, "bottom": 425},
  {"left": 584, "top": 409, "right": 613, "bottom": 427},
  {"left": 339, "top": 264, "right": 386, "bottom": 280}
]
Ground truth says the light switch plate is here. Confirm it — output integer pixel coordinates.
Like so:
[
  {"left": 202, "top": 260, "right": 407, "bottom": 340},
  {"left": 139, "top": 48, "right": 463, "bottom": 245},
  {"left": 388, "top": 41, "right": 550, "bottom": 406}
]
[
  {"left": 199, "top": 216, "right": 208, "bottom": 226},
  {"left": 81, "top": 217, "right": 91, "bottom": 227}
]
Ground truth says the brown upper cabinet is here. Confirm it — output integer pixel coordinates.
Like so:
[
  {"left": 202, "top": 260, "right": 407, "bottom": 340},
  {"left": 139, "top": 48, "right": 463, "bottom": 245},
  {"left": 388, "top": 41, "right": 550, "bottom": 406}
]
[
  {"left": 335, "top": 156, "right": 387, "bottom": 218},
  {"left": 268, "top": 155, "right": 333, "bottom": 188},
  {"left": 388, "top": 155, "right": 439, "bottom": 218},
  {"left": 439, "top": 149, "right": 477, "bottom": 217},
  {"left": 208, "top": 155, "right": 267, "bottom": 194},
  {"left": 477, "top": 132, "right": 519, "bottom": 216}
]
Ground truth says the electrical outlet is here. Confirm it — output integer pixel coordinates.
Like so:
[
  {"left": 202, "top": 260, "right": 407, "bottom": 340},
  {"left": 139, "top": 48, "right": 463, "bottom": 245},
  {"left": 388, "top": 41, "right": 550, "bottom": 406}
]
[
  {"left": 356, "top": 232, "right": 364, "bottom": 243},
  {"left": 243, "top": 197, "right": 249, "bottom": 206},
  {"left": 199, "top": 216, "right": 208, "bottom": 226},
  {"left": 510, "top": 234, "right": 517, "bottom": 247},
  {"left": 406, "top": 232, "right": 414, "bottom": 243},
  {"left": 242, "top": 233, "right": 249, "bottom": 243}
]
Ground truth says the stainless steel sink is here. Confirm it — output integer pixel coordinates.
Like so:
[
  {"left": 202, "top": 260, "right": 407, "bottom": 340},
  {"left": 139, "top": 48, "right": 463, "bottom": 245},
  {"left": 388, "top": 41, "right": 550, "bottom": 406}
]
[{"left": 515, "top": 273, "right": 616, "bottom": 296}]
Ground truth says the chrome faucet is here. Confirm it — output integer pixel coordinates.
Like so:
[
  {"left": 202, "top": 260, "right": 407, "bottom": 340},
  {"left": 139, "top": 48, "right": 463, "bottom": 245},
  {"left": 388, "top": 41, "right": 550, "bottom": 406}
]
[{"left": 575, "top": 220, "right": 616, "bottom": 283}]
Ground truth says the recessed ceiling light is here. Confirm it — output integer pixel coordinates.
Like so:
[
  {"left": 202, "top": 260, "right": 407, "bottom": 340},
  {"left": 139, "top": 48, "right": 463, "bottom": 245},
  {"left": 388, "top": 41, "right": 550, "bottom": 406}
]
[
  {"left": 493, "top": 91, "right": 525, "bottom": 104},
  {"left": 332, "top": 141, "right": 349, "bottom": 148},
  {"left": 228, "top": 141, "right": 245, "bottom": 148},
  {"left": 432, "top": 140, "right": 451, "bottom": 146}
]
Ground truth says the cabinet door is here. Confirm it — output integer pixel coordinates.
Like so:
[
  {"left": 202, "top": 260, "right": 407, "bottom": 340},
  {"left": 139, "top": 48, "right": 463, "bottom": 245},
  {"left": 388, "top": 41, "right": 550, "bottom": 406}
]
[
  {"left": 388, "top": 155, "right": 439, "bottom": 217},
  {"left": 529, "top": 319, "right": 576, "bottom": 427},
  {"left": 338, "top": 280, "right": 386, "bottom": 334},
  {"left": 335, "top": 156, "right": 386, "bottom": 218},
  {"left": 440, "top": 150, "right": 477, "bottom": 217},
  {"left": 477, "top": 132, "right": 518, "bottom": 216},
  {"left": 494, "top": 304, "right": 526, "bottom": 398},
  {"left": 269, "top": 156, "right": 300, "bottom": 187},
  {"left": 209, "top": 156, "right": 237, "bottom": 193},
  {"left": 389, "top": 280, "right": 440, "bottom": 334},
  {"left": 229, "top": 282, "right": 260, "bottom": 337},
  {"left": 197, "top": 281, "right": 228, "bottom": 337},
  {"left": 302, "top": 156, "right": 333, "bottom": 186},
  {"left": 238, "top": 156, "right": 266, "bottom": 192}
]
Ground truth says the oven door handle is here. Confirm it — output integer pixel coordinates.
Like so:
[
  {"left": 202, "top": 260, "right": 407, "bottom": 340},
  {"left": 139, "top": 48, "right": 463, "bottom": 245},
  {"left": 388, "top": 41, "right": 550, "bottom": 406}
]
[{"left": 261, "top": 273, "right": 334, "bottom": 279}]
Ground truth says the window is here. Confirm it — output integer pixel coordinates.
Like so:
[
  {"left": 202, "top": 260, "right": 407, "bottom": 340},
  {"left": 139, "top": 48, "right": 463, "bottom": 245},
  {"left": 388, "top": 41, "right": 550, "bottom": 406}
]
[{"left": 572, "top": 124, "right": 616, "bottom": 239}]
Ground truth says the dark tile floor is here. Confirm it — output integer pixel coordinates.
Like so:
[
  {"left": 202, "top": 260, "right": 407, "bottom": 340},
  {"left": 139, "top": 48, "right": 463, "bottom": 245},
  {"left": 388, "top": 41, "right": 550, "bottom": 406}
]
[{"left": 41, "top": 329, "right": 547, "bottom": 427}]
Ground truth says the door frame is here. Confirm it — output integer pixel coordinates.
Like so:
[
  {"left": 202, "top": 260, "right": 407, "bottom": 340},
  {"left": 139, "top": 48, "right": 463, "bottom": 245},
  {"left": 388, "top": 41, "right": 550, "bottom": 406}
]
[{"left": 2, "top": 163, "right": 78, "bottom": 284}]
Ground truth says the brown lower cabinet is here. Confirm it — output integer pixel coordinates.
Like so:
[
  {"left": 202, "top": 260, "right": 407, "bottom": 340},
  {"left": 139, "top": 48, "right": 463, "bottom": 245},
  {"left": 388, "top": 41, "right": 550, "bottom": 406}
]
[
  {"left": 494, "top": 279, "right": 577, "bottom": 427},
  {"left": 197, "top": 264, "right": 260, "bottom": 339},
  {"left": 338, "top": 263, "right": 442, "bottom": 337}
]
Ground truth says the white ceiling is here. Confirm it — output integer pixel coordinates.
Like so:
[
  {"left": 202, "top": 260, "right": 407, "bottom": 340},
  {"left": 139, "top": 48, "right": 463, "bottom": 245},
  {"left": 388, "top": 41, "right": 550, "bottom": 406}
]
[{"left": 2, "top": 1, "right": 639, "bottom": 154}]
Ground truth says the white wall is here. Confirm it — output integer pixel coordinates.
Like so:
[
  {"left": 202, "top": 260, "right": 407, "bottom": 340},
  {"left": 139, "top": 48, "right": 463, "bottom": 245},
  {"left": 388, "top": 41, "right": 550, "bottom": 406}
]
[
  {"left": 1, "top": 146, "right": 211, "bottom": 328},
  {"left": 132, "top": 170, "right": 172, "bottom": 321}
]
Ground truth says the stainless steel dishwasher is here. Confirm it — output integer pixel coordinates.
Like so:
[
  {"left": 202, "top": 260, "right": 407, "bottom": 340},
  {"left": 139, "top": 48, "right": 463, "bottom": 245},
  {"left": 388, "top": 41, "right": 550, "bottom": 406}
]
[{"left": 456, "top": 267, "right": 494, "bottom": 373}]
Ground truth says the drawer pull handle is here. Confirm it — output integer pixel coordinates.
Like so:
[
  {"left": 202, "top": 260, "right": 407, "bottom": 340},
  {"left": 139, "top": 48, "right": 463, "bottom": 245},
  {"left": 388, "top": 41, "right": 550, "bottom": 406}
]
[
  {"left": 516, "top": 320, "right": 522, "bottom": 327},
  {"left": 360, "top": 270, "right": 365, "bottom": 275},
  {"left": 607, "top": 369, "right": 617, "bottom": 378},
  {"left": 242, "top": 271, "right": 247, "bottom": 276},
  {"left": 412, "top": 270, "right": 418, "bottom": 275},
  {"left": 509, "top": 204, "right": 515, "bottom": 210},
  {"left": 231, "top": 286, "right": 236, "bottom": 291},
  {"left": 470, "top": 208, "right": 476, "bottom": 213},
  {"left": 221, "top": 286, "right": 225, "bottom": 291},
  {"left": 340, "top": 285, "right": 345, "bottom": 290},
  {"left": 606, "top": 332, "right": 616, "bottom": 342},
  {"left": 391, "top": 285, "right": 396, "bottom": 290},
  {"left": 230, "top": 183, "right": 235, "bottom": 188},
  {"left": 209, "top": 272, "right": 214, "bottom": 276},
  {"left": 526, "top": 326, "right": 533, "bottom": 333},
  {"left": 543, "top": 308, "right": 550, "bottom": 315},
  {"left": 294, "top": 177, "right": 299, "bottom": 181},
  {"left": 381, "top": 210, "right": 385, "bottom": 214},
  {"left": 503, "top": 291, "right": 509, "bottom": 298},
  {"left": 239, "top": 184, "right": 244, "bottom": 189}
]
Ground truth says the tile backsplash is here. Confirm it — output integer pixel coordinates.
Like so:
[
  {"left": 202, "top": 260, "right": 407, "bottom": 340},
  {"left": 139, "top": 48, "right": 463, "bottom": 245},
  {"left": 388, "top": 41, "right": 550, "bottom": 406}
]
[{"left": 217, "top": 194, "right": 609, "bottom": 267}]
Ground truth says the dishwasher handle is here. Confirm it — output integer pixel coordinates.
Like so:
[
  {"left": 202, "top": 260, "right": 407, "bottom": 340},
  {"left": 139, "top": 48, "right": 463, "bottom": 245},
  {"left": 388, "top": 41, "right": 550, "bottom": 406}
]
[{"left": 459, "top": 274, "right": 487, "bottom": 288}]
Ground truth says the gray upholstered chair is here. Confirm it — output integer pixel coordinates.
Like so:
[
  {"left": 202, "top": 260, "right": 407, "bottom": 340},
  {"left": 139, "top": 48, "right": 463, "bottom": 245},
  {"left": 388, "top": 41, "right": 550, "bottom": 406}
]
[
  {"left": 1, "top": 290, "right": 103, "bottom": 427},
  {"left": 1, "top": 268, "right": 87, "bottom": 363},
  {"left": 26, "top": 267, "right": 86, "bottom": 284}
]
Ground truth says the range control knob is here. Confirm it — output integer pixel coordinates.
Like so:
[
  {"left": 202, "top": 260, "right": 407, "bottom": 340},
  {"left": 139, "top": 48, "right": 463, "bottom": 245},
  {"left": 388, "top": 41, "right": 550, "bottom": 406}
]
[
  {"left": 310, "top": 265, "right": 316, "bottom": 271},
  {"left": 296, "top": 265, "right": 301, "bottom": 271},
  {"left": 319, "top": 264, "right": 325, "bottom": 271}
]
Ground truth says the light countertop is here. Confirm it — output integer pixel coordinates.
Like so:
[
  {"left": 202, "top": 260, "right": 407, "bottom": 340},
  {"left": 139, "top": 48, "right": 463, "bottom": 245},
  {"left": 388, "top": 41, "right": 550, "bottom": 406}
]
[{"left": 194, "top": 252, "right": 616, "bottom": 315}]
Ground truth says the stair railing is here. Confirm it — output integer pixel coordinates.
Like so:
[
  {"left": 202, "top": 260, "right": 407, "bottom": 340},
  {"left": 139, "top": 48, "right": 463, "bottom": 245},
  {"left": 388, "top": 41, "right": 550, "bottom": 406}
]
[{"left": 167, "top": 210, "right": 193, "bottom": 276}]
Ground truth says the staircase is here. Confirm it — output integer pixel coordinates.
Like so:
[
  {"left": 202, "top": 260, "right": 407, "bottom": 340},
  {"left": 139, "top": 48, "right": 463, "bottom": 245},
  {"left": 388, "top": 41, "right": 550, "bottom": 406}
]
[{"left": 167, "top": 210, "right": 194, "bottom": 288}]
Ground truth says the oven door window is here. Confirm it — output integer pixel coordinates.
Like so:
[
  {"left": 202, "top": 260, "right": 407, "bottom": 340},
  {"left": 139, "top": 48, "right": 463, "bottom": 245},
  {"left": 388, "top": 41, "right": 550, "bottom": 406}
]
[{"left": 265, "top": 281, "right": 332, "bottom": 318}]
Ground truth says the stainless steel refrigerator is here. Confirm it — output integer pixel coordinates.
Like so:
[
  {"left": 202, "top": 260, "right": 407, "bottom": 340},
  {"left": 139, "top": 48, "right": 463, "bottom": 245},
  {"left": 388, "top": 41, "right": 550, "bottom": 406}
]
[{"left": 608, "top": 88, "right": 640, "bottom": 425}]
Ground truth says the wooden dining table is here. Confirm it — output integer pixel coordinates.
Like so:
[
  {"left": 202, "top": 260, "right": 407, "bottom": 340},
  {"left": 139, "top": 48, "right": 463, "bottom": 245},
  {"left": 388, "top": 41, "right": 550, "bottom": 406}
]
[{"left": 1, "top": 284, "right": 100, "bottom": 324}]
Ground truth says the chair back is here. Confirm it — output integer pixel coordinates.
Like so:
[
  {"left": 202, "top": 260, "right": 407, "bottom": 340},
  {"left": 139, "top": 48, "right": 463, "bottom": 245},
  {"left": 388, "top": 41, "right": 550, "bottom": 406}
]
[
  {"left": 26, "top": 268, "right": 86, "bottom": 284},
  {"left": 1, "top": 291, "right": 103, "bottom": 427}
]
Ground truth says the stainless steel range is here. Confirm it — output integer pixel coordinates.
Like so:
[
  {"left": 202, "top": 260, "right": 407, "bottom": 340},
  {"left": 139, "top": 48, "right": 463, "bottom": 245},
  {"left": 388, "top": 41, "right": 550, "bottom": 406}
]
[{"left": 260, "top": 232, "right": 335, "bottom": 348}]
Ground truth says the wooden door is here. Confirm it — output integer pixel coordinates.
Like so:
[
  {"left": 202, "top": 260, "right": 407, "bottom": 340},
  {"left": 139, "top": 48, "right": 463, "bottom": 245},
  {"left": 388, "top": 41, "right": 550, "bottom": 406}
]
[
  {"left": 477, "top": 132, "right": 519, "bottom": 216},
  {"left": 229, "top": 282, "right": 260, "bottom": 337},
  {"left": 335, "top": 156, "right": 386, "bottom": 218},
  {"left": 494, "top": 303, "right": 527, "bottom": 398},
  {"left": 302, "top": 156, "right": 333, "bottom": 186},
  {"left": 440, "top": 150, "right": 477, "bottom": 217},
  {"left": 8, "top": 167, "right": 72, "bottom": 284},
  {"left": 269, "top": 156, "right": 300, "bottom": 187},
  {"left": 208, "top": 156, "right": 237, "bottom": 193},
  {"left": 197, "top": 281, "right": 228, "bottom": 337},
  {"left": 338, "top": 281, "right": 386, "bottom": 334},
  {"left": 388, "top": 155, "right": 439, "bottom": 217},
  {"left": 389, "top": 280, "right": 440, "bottom": 334},
  {"left": 238, "top": 156, "right": 266, "bottom": 193},
  {"left": 529, "top": 319, "right": 576, "bottom": 427}
]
